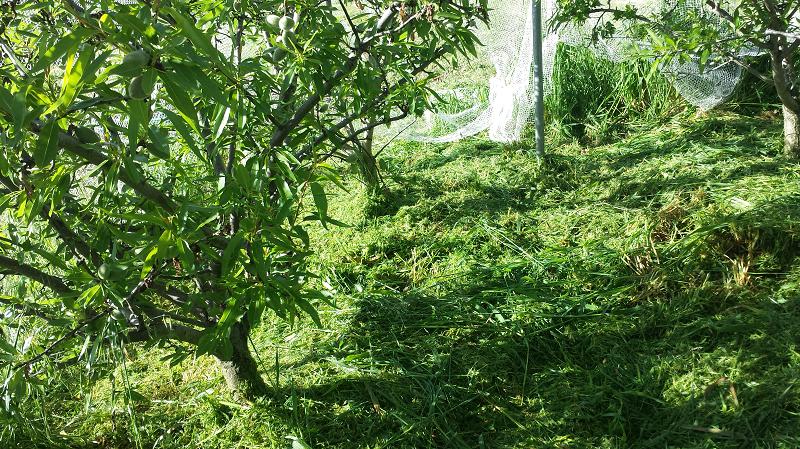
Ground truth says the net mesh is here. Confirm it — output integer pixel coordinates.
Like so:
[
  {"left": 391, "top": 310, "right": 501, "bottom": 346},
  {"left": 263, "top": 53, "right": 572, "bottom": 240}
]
[{"left": 406, "top": 0, "right": 753, "bottom": 143}]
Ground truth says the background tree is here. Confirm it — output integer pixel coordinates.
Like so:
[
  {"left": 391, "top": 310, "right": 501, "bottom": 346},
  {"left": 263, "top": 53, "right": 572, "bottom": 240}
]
[
  {"left": 555, "top": 0, "right": 800, "bottom": 156},
  {"left": 0, "top": 0, "right": 486, "bottom": 401}
]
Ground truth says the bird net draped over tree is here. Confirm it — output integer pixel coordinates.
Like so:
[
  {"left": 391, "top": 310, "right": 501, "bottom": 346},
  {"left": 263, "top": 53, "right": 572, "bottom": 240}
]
[{"left": 407, "top": 0, "right": 760, "bottom": 143}]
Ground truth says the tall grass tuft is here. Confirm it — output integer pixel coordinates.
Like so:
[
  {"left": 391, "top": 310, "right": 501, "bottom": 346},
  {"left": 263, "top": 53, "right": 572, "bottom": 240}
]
[{"left": 545, "top": 44, "right": 685, "bottom": 144}]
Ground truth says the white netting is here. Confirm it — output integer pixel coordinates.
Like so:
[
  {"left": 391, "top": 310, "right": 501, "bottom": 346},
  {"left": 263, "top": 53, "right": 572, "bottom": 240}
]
[{"left": 406, "top": 0, "right": 756, "bottom": 143}]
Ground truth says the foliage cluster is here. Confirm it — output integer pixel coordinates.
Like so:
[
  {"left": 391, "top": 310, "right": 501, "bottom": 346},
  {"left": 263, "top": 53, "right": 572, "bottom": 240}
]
[{"left": 0, "top": 0, "right": 486, "bottom": 401}]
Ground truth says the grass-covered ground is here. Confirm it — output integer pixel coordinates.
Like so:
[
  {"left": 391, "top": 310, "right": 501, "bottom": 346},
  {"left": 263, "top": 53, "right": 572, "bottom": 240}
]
[{"left": 11, "top": 111, "right": 800, "bottom": 448}]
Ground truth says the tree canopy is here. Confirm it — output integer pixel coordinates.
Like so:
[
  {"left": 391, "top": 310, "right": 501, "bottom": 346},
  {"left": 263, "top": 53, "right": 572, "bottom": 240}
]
[{"left": 0, "top": 0, "right": 486, "bottom": 401}]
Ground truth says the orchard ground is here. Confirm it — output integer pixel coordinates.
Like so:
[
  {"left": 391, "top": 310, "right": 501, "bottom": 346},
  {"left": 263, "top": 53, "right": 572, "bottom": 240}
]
[{"left": 11, "top": 110, "right": 800, "bottom": 448}]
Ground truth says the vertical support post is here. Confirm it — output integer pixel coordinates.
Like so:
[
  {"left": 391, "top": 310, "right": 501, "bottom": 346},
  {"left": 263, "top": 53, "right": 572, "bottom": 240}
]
[{"left": 531, "top": 0, "right": 545, "bottom": 159}]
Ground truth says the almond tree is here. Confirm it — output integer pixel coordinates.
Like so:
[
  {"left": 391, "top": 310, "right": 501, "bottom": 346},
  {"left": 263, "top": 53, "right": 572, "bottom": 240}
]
[
  {"left": 0, "top": 0, "right": 486, "bottom": 400},
  {"left": 555, "top": 0, "right": 800, "bottom": 156}
]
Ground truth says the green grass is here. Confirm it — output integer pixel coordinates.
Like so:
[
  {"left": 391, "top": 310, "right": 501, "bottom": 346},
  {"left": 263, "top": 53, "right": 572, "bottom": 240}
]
[
  {"left": 546, "top": 45, "right": 685, "bottom": 144},
  {"left": 8, "top": 111, "right": 800, "bottom": 448}
]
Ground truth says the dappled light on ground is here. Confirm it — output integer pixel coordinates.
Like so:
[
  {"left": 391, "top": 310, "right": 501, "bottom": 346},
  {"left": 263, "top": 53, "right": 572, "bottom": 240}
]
[{"left": 12, "top": 114, "right": 800, "bottom": 448}]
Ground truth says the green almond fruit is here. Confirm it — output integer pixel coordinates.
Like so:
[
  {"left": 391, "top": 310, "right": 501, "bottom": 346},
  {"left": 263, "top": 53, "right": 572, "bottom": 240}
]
[
  {"left": 128, "top": 76, "right": 152, "bottom": 100},
  {"left": 132, "top": 152, "right": 149, "bottom": 163},
  {"left": 98, "top": 263, "right": 126, "bottom": 281},
  {"left": 122, "top": 49, "right": 150, "bottom": 68},
  {"left": 279, "top": 16, "right": 295, "bottom": 31},
  {"left": 266, "top": 14, "right": 281, "bottom": 28},
  {"left": 145, "top": 142, "right": 169, "bottom": 160},
  {"left": 273, "top": 47, "right": 287, "bottom": 63},
  {"left": 281, "top": 29, "right": 297, "bottom": 48}
]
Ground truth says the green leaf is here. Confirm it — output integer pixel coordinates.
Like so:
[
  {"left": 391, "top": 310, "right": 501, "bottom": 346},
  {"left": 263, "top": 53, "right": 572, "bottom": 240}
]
[
  {"left": 141, "top": 246, "right": 159, "bottom": 280},
  {"left": 78, "top": 284, "right": 102, "bottom": 307},
  {"left": 221, "top": 232, "right": 245, "bottom": 277},
  {"left": 250, "top": 243, "right": 269, "bottom": 283},
  {"left": 287, "top": 436, "right": 312, "bottom": 449},
  {"left": 160, "top": 72, "right": 199, "bottom": 132},
  {"left": 0, "top": 83, "right": 15, "bottom": 116},
  {"left": 294, "top": 296, "right": 321, "bottom": 327},
  {"left": 699, "top": 48, "right": 711, "bottom": 71},
  {"left": 172, "top": 63, "right": 227, "bottom": 105},
  {"left": 56, "top": 50, "right": 93, "bottom": 111},
  {"left": 146, "top": 126, "right": 171, "bottom": 159},
  {"left": 157, "top": 229, "right": 174, "bottom": 258},
  {"left": 278, "top": 179, "right": 294, "bottom": 202},
  {"left": 233, "top": 164, "right": 252, "bottom": 190},
  {"left": 33, "top": 27, "right": 94, "bottom": 73},
  {"left": 211, "top": 105, "right": 231, "bottom": 141},
  {"left": 128, "top": 99, "right": 149, "bottom": 152},
  {"left": 34, "top": 121, "right": 62, "bottom": 166},
  {"left": 160, "top": 109, "right": 202, "bottom": 160},
  {"left": 162, "top": 7, "right": 233, "bottom": 79},
  {"left": 310, "top": 182, "right": 328, "bottom": 228},
  {"left": 0, "top": 337, "right": 17, "bottom": 356},
  {"left": 11, "top": 91, "right": 29, "bottom": 139},
  {"left": 127, "top": 389, "right": 149, "bottom": 403}
]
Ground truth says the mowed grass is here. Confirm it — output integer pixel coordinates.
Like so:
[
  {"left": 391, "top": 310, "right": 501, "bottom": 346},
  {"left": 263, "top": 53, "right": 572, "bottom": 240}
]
[{"left": 10, "top": 111, "right": 800, "bottom": 448}]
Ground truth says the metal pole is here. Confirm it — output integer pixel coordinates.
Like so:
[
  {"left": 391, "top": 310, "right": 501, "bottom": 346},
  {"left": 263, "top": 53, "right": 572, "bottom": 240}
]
[{"left": 531, "top": 0, "right": 545, "bottom": 158}]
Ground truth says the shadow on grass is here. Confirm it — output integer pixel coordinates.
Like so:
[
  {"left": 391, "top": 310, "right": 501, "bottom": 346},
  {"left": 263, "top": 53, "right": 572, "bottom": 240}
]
[
  {"left": 256, "top": 115, "right": 800, "bottom": 448},
  {"left": 24, "top": 114, "right": 799, "bottom": 449},
  {"left": 266, "top": 271, "right": 800, "bottom": 448},
  {"left": 291, "top": 246, "right": 800, "bottom": 446}
]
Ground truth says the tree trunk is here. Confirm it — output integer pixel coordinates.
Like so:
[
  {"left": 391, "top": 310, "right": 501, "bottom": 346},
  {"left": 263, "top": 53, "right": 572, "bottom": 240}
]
[
  {"left": 357, "top": 127, "right": 382, "bottom": 194},
  {"left": 783, "top": 105, "right": 800, "bottom": 158},
  {"left": 217, "top": 320, "right": 268, "bottom": 399}
]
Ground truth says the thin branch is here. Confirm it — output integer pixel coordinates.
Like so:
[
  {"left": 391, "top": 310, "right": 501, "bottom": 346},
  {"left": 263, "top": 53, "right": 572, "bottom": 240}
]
[
  {"left": 297, "top": 47, "right": 447, "bottom": 161},
  {"left": 704, "top": 0, "right": 736, "bottom": 24},
  {"left": 0, "top": 36, "right": 30, "bottom": 77},
  {"left": 268, "top": 6, "right": 424, "bottom": 149},
  {"left": 42, "top": 204, "right": 103, "bottom": 268},
  {"left": 705, "top": 0, "right": 770, "bottom": 49},
  {"left": 373, "top": 116, "right": 417, "bottom": 158},
  {"left": 136, "top": 301, "right": 208, "bottom": 328},
  {"left": 765, "top": 28, "right": 800, "bottom": 41},
  {"left": 125, "top": 320, "right": 201, "bottom": 345},
  {"left": 338, "top": 0, "right": 362, "bottom": 47},
  {"left": 0, "top": 254, "right": 72, "bottom": 294},
  {"left": 728, "top": 56, "right": 772, "bottom": 82},
  {"left": 13, "top": 307, "right": 111, "bottom": 370},
  {"left": 12, "top": 263, "right": 161, "bottom": 370},
  {"left": 0, "top": 296, "right": 64, "bottom": 325}
]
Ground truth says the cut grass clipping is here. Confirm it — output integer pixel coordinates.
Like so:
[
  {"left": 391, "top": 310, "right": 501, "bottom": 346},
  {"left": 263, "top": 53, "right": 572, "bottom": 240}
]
[{"left": 6, "top": 111, "right": 800, "bottom": 449}]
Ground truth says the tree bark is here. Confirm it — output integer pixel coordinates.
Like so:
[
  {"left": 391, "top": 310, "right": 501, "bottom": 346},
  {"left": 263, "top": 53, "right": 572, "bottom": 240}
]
[
  {"left": 783, "top": 105, "right": 800, "bottom": 158},
  {"left": 217, "top": 320, "right": 268, "bottom": 399},
  {"left": 357, "top": 127, "right": 382, "bottom": 194}
]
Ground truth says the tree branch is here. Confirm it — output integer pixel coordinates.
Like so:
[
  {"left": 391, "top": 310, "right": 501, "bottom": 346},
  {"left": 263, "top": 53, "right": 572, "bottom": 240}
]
[
  {"left": 29, "top": 121, "right": 178, "bottom": 214},
  {"left": 268, "top": 5, "right": 424, "bottom": 149},
  {"left": 125, "top": 320, "right": 201, "bottom": 345},
  {"left": 0, "top": 254, "right": 73, "bottom": 295},
  {"left": 13, "top": 307, "right": 111, "bottom": 370},
  {"left": 297, "top": 46, "right": 447, "bottom": 161},
  {"left": 12, "top": 262, "right": 161, "bottom": 370},
  {"left": 0, "top": 295, "right": 64, "bottom": 325}
]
